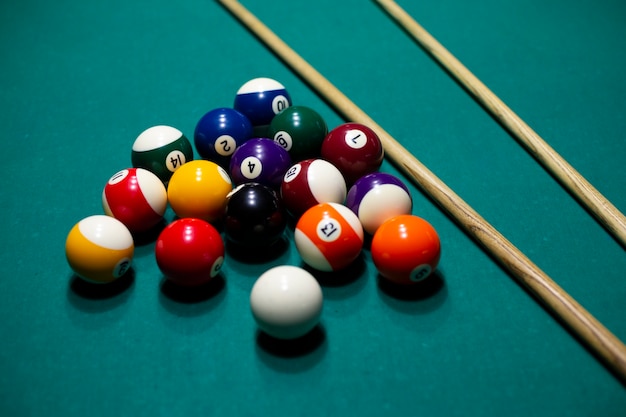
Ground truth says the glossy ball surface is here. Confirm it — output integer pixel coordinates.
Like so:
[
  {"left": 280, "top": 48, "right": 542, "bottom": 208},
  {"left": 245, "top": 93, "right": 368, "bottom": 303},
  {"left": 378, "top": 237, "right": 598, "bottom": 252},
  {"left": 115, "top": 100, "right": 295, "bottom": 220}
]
[
  {"left": 371, "top": 215, "right": 441, "bottom": 285},
  {"left": 233, "top": 77, "right": 291, "bottom": 136},
  {"left": 250, "top": 265, "right": 323, "bottom": 340},
  {"left": 155, "top": 218, "right": 225, "bottom": 286},
  {"left": 229, "top": 138, "right": 292, "bottom": 189},
  {"left": 280, "top": 159, "right": 347, "bottom": 218},
  {"left": 65, "top": 215, "right": 134, "bottom": 283},
  {"left": 294, "top": 203, "right": 364, "bottom": 272},
  {"left": 268, "top": 105, "right": 328, "bottom": 161},
  {"left": 225, "top": 183, "right": 287, "bottom": 247},
  {"left": 131, "top": 125, "right": 194, "bottom": 183},
  {"left": 345, "top": 172, "right": 412, "bottom": 235},
  {"left": 167, "top": 160, "right": 233, "bottom": 222},
  {"left": 102, "top": 168, "right": 167, "bottom": 233},
  {"left": 321, "top": 122, "right": 384, "bottom": 184},
  {"left": 194, "top": 107, "right": 253, "bottom": 166}
]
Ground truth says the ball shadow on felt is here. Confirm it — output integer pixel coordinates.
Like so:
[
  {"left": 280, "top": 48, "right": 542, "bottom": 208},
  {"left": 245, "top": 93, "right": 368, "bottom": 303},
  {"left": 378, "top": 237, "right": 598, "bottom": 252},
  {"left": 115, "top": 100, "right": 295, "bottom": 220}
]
[
  {"left": 377, "top": 270, "right": 446, "bottom": 302},
  {"left": 67, "top": 269, "right": 135, "bottom": 313},
  {"left": 256, "top": 325, "right": 326, "bottom": 358},
  {"left": 131, "top": 218, "right": 168, "bottom": 246},
  {"left": 225, "top": 236, "right": 290, "bottom": 264},
  {"left": 302, "top": 252, "right": 367, "bottom": 287},
  {"left": 159, "top": 273, "right": 226, "bottom": 304},
  {"left": 69, "top": 268, "right": 135, "bottom": 300}
]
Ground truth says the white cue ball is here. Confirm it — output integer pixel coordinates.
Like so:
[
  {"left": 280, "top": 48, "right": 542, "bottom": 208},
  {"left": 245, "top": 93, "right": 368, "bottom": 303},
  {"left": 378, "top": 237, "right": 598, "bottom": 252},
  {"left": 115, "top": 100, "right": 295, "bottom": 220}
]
[{"left": 250, "top": 265, "right": 323, "bottom": 340}]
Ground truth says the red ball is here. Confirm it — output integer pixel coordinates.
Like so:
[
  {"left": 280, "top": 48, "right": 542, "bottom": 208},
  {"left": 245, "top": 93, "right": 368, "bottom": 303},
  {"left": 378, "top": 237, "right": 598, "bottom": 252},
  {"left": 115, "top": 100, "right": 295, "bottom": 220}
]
[
  {"left": 321, "top": 123, "right": 384, "bottom": 184},
  {"left": 371, "top": 215, "right": 441, "bottom": 285},
  {"left": 102, "top": 168, "right": 167, "bottom": 233},
  {"left": 155, "top": 218, "right": 225, "bottom": 286}
]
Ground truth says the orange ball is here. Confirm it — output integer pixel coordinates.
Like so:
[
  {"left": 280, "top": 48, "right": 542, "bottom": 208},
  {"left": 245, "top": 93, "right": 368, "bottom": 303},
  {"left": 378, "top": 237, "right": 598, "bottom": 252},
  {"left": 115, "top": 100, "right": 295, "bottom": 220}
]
[
  {"left": 294, "top": 203, "right": 364, "bottom": 271},
  {"left": 371, "top": 215, "right": 441, "bottom": 285}
]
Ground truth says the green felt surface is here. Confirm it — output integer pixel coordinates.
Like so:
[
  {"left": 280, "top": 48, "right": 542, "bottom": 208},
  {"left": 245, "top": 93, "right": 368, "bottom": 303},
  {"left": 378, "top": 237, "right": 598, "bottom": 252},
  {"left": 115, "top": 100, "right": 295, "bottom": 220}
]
[{"left": 1, "top": 0, "right": 625, "bottom": 415}]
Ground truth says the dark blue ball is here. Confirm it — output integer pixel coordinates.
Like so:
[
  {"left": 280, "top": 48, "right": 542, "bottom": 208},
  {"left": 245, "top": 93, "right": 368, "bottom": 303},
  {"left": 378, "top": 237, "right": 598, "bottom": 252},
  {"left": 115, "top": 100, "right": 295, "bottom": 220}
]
[
  {"left": 194, "top": 107, "right": 253, "bottom": 165},
  {"left": 233, "top": 78, "right": 291, "bottom": 135}
]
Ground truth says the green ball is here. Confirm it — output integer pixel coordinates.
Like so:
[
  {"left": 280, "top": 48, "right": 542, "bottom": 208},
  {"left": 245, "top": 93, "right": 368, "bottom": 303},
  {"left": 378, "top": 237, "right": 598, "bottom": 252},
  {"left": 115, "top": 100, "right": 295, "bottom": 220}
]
[
  {"left": 268, "top": 106, "right": 328, "bottom": 161},
  {"left": 131, "top": 125, "right": 194, "bottom": 184}
]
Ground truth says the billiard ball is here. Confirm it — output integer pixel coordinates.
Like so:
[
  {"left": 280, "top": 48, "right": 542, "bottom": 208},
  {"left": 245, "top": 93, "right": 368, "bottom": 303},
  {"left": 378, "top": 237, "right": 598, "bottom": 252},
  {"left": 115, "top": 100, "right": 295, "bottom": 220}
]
[
  {"left": 167, "top": 160, "right": 233, "bottom": 222},
  {"left": 194, "top": 107, "right": 253, "bottom": 166},
  {"left": 250, "top": 265, "right": 323, "bottom": 340},
  {"left": 224, "top": 183, "right": 287, "bottom": 247},
  {"left": 294, "top": 202, "right": 364, "bottom": 272},
  {"left": 268, "top": 105, "right": 328, "bottom": 161},
  {"left": 155, "top": 218, "right": 225, "bottom": 287},
  {"left": 65, "top": 215, "right": 134, "bottom": 284},
  {"left": 233, "top": 77, "right": 291, "bottom": 136},
  {"left": 320, "top": 122, "right": 384, "bottom": 184},
  {"left": 345, "top": 172, "right": 413, "bottom": 235},
  {"left": 280, "top": 159, "right": 347, "bottom": 218},
  {"left": 371, "top": 215, "right": 441, "bottom": 285},
  {"left": 102, "top": 168, "right": 167, "bottom": 233},
  {"left": 229, "top": 138, "right": 292, "bottom": 189},
  {"left": 131, "top": 125, "right": 194, "bottom": 184}
]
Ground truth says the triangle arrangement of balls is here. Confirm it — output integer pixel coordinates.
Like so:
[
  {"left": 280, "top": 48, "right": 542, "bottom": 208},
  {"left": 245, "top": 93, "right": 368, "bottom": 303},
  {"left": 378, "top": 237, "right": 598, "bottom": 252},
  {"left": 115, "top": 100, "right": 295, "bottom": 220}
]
[{"left": 65, "top": 77, "right": 441, "bottom": 342}]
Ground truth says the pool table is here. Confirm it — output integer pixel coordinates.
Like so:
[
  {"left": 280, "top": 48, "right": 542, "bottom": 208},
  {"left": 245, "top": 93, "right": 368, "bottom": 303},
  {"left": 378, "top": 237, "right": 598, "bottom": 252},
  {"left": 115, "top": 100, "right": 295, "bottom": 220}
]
[{"left": 1, "top": 0, "right": 625, "bottom": 415}]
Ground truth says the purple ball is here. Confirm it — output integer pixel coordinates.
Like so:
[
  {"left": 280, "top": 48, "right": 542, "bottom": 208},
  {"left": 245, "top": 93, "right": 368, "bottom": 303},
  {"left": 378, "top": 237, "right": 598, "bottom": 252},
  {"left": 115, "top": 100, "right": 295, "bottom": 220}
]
[
  {"left": 229, "top": 138, "right": 292, "bottom": 189},
  {"left": 346, "top": 172, "right": 413, "bottom": 234}
]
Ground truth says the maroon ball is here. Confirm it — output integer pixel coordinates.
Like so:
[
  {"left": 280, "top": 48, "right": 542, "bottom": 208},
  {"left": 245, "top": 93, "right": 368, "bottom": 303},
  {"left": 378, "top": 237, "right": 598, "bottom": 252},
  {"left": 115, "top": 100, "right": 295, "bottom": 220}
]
[
  {"left": 320, "top": 123, "right": 384, "bottom": 184},
  {"left": 280, "top": 158, "right": 347, "bottom": 218}
]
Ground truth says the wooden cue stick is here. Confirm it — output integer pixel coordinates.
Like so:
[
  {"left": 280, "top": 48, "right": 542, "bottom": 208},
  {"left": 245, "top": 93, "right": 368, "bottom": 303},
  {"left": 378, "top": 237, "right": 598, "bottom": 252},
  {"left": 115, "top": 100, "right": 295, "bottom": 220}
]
[
  {"left": 376, "top": 0, "right": 626, "bottom": 249},
  {"left": 218, "top": 0, "right": 626, "bottom": 380}
]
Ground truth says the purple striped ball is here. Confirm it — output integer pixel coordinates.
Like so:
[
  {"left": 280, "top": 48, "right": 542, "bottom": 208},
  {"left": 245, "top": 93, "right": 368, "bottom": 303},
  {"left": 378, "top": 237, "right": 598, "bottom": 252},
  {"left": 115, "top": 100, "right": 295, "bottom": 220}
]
[{"left": 345, "top": 172, "right": 413, "bottom": 234}]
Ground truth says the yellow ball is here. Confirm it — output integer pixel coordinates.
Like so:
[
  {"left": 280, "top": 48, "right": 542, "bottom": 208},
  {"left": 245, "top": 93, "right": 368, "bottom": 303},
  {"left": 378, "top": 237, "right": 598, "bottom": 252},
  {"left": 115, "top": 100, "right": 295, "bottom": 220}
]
[
  {"left": 65, "top": 215, "right": 134, "bottom": 283},
  {"left": 167, "top": 160, "right": 233, "bottom": 222}
]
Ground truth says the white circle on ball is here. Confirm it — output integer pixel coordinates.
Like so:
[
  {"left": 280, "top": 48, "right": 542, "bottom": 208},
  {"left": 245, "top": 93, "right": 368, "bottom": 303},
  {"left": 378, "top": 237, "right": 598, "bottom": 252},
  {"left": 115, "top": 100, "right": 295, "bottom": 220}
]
[
  {"left": 214, "top": 135, "right": 237, "bottom": 156},
  {"left": 211, "top": 256, "right": 224, "bottom": 277},
  {"left": 240, "top": 156, "right": 262, "bottom": 179},
  {"left": 327, "top": 203, "right": 364, "bottom": 241},
  {"left": 410, "top": 264, "right": 432, "bottom": 282},
  {"left": 271, "top": 95, "right": 289, "bottom": 114},
  {"left": 250, "top": 265, "right": 323, "bottom": 340},
  {"left": 316, "top": 218, "right": 341, "bottom": 242},
  {"left": 113, "top": 257, "right": 132, "bottom": 278},
  {"left": 107, "top": 169, "right": 129, "bottom": 185},
  {"left": 344, "top": 129, "right": 367, "bottom": 149},
  {"left": 165, "top": 150, "right": 186, "bottom": 172},
  {"left": 283, "top": 163, "right": 302, "bottom": 183},
  {"left": 274, "top": 131, "right": 293, "bottom": 151}
]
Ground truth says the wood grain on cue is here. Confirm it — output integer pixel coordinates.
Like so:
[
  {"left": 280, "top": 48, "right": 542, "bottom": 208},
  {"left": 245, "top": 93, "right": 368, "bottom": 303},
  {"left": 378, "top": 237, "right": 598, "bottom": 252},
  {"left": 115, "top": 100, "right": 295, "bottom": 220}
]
[
  {"left": 217, "top": 0, "right": 626, "bottom": 381},
  {"left": 375, "top": 0, "right": 626, "bottom": 249}
]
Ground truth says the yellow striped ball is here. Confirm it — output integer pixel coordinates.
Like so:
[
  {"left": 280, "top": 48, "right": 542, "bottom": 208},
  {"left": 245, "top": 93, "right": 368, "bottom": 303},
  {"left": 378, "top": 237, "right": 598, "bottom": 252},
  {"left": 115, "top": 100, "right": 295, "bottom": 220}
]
[{"left": 65, "top": 215, "right": 134, "bottom": 283}]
